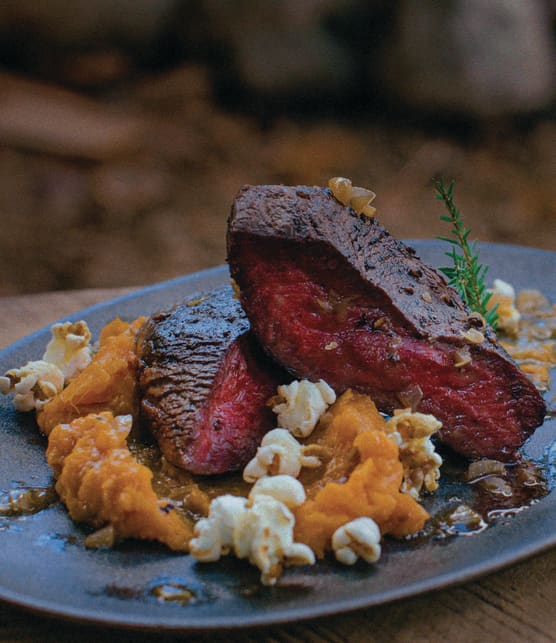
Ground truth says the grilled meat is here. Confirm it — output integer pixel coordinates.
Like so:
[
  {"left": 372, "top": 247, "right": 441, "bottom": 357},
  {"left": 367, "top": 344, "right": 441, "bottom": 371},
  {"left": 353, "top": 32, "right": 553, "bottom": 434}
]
[
  {"left": 138, "top": 286, "right": 285, "bottom": 475},
  {"left": 227, "top": 184, "right": 546, "bottom": 461}
]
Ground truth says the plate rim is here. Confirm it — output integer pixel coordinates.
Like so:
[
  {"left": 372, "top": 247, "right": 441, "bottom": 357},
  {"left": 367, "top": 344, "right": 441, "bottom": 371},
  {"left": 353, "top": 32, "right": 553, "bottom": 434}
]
[{"left": 1, "top": 239, "right": 555, "bottom": 631}]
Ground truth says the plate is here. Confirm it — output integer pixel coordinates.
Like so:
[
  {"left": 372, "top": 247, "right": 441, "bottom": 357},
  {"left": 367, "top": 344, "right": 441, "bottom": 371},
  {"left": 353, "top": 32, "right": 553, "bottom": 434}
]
[{"left": 0, "top": 240, "right": 555, "bottom": 632}]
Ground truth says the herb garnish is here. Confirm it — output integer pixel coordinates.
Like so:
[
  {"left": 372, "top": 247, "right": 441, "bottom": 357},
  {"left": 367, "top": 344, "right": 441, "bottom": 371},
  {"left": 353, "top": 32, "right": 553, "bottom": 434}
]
[{"left": 434, "top": 178, "right": 499, "bottom": 329}]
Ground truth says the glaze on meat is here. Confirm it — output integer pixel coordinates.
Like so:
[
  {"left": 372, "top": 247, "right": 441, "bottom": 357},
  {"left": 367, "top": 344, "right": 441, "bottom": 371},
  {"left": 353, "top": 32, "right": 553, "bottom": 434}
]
[
  {"left": 138, "top": 286, "right": 285, "bottom": 475},
  {"left": 227, "top": 185, "right": 546, "bottom": 461}
]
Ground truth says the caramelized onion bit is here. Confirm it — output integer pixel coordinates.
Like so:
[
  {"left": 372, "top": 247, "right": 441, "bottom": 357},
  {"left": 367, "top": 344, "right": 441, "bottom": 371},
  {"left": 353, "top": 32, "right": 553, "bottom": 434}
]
[
  {"left": 516, "top": 289, "right": 550, "bottom": 313},
  {"left": 328, "top": 177, "right": 377, "bottom": 217},
  {"left": 453, "top": 347, "right": 472, "bottom": 368},
  {"left": 476, "top": 476, "right": 513, "bottom": 497},
  {"left": 85, "top": 524, "right": 116, "bottom": 549},
  {"left": 461, "top": 328, "right": 485, "bottom": 344},
  {"left": 446, "top": 504, "right": 486, "bottom": 533},
  {"left": 396, "top": 385, "right": 423, "bottom": 412},
  {"left": 328, "top": 177, "right": 352, "bottom": 206},
  {"left": 466, "top": 459, "right": 506, "bottom": 481},
  {"left": 466, "top": 312, "right": 486, "bottom": 329},
  {"left": 350, "top": 186, "right": 377, "bottom": 216}
]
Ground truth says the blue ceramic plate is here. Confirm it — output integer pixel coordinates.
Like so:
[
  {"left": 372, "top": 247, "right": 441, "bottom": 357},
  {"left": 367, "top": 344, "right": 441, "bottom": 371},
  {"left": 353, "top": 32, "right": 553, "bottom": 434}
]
[{"left": 0, "top": 241, "right": 554, "bottom": 631}]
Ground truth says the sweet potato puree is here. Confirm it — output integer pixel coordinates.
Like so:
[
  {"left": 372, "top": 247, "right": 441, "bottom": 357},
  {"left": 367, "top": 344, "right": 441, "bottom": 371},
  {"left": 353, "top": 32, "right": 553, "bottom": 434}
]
[
  {"left": 37, "top": 317, "right": 427, "bottom": 557},
  {"left": 46, "top": 412, "right": 192, "bottom": 550},
  {"left": 37, "top": 317, "right": 146, "bottom": 435},
  {"left": 295, "top": 391, "right": 429, "bottom": 557}
]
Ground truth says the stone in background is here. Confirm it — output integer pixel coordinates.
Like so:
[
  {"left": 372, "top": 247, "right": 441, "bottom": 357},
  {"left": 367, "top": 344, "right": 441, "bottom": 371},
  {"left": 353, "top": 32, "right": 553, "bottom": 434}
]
[
  {"left": 0, "top": 0, "right": 554, "bottom": 295},
  {"left": 380, "top": 0, "right": 555, "bottom": 117}
]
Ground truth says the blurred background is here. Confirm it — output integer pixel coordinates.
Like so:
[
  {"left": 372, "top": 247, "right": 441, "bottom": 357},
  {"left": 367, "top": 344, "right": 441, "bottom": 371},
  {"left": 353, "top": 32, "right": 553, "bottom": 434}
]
[{"left": 0, "top": 0, "right": 554, "bottom": 296}]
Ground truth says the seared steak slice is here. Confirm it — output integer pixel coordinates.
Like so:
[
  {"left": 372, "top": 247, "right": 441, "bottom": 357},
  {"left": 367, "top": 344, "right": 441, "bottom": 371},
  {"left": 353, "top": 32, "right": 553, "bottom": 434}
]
[
  {"left": 227, "top": 185, "right": 546, "bottom": 461},
  {"left": 138, "top": 286, "right": 285, "bottom": 475}
]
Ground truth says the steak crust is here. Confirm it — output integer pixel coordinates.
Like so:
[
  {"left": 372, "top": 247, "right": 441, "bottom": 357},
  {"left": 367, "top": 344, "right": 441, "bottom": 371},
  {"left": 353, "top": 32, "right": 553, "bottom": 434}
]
[
  {"left": 138, "top": 286, "right": 284, "bottom": 475},
  {"left": 227, "top": 185, "right": 546, "bottom": 461}
]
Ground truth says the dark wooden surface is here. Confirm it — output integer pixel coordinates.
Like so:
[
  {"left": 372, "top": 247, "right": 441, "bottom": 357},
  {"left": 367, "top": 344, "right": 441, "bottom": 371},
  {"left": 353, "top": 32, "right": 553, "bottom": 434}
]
[{"left": 1, "top": 289, "right": 555, "bottom": 642}]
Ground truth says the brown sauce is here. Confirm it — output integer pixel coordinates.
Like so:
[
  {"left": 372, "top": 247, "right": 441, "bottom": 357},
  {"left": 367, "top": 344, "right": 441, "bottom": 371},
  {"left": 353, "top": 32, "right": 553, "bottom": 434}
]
[
  {"left": 129, "top": 440, "right": 250, "bottom": 524},
  {"left": 150, "top": 582, "right": 196, "bottom": 605},
  {"left": 3, "top": 287, "right": 554, "bottom": 559},
  {"left": 415, "top": 446, "right": 552, "bottom": 542},
  {"left": 0, "top": 485, "right": 57, "bottom": 517}
]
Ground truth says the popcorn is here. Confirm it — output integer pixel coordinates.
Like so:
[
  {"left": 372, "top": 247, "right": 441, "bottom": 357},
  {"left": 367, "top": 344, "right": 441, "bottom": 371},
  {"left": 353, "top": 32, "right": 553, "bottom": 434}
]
[
  {"left": 188, "top": 495, "right": 247, "bottom": 562},
  {"left": 332, "top": 517, "right": 382, "bottom": 565},
  {"left": 234, "top": 494, "right": 314, "bottom": 585},
  {"left": 1, "top": 320, "right": 93, "bottom": 412},
  {"left": 249, "top": 474, "right": 307, "bottom": 508},
  {"left": 385, "top": 409, "right": 443, "bottom": 499},
  {"left": 190, "top": 476, "right": 314, "bottom": 585},
  {"left": 487, "top": 279, "right": 521, "bottom": 336},
  {"left": 43, "top": 320, "right": 93, "bottom": 381},
  {"left": 0, "top": 360, "right": 64, "bottom": 411},
  {"left": 243, "top": 429, "right": 321, "bottom": 483},
  {"left": 272, "top": 379, "right": 336, "bottom": 438}
]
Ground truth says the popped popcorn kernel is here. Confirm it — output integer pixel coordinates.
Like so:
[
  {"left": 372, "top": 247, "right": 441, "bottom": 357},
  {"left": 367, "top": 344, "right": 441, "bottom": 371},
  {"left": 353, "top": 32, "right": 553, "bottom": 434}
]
[
  {"left": 189, "top": 495, "right": 247, "bottom": 562},
  {"left": 272, "top": 379, "right": 336, "bottom": 438},
  {"left": 385, "top": 409, "right": 442, "bottom": 499},
  {"left": 234, "top": 494, "right": 315, "bottom": 585},
  {"left": 487, "top": 279, "right": 521, "bottom": 336},
  {"left": 43, "top": 320, "right": 93, "bottom": 381},
  {"left": 190, "top": 476, "right": 315, "bottom": 585},
  {"left": 243, "top": 429, "right": 321, "bottom": 483},
  {"left": 332, "top": 517, "right": 381, "bottom": 565},
  {"left": 249, "top": 474, "right": 306, "bottom": 509},
  {"left": 1, "top": 360, "right": 64, "bottom": 411}
]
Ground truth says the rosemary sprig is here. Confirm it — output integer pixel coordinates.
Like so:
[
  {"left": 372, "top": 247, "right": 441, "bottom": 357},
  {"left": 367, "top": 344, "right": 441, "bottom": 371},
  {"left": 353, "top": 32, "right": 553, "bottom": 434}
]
[{"left": 434, "top": 178, "right": 499, "bottom": 329}]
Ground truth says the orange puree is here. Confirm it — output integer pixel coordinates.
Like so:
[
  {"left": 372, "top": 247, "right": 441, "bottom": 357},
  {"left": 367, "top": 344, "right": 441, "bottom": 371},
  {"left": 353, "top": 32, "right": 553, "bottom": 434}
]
[
  {"left": 46, "top": 411, "right": 192, "bottom": 551},
  {"left": 299, "top": 389, "right": 386, "bottom": 497},
  {"left": 38, "top": 317, "right": 146, "bottom": 435},
  {"left": 295, "top": 391, "right": 429, "bottom": 557}
]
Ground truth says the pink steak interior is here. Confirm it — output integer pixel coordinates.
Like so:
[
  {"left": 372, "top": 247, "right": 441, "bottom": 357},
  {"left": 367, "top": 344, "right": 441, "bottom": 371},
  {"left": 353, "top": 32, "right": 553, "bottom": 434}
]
[{"left": 233, "top": 236, "right": 543, "bottom": 461}]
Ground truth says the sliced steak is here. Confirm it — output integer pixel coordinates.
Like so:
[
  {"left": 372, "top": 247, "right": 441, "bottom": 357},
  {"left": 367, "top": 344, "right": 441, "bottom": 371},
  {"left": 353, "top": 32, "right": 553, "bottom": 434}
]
[
  {"left": 138, "top": 286, "right": 285, "bottom": 475},
  {"left": 227, "top": 185, "right": 546, "bottom": 461}
]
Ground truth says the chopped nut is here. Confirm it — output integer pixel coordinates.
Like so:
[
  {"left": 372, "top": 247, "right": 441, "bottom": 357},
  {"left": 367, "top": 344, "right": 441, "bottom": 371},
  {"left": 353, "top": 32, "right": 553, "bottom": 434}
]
[
  {"left": 324, "top": 341, "right": 338, "bottom": 351},
  {"left": 421, "top": 292, "right": 433, "bottom": 304}
]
